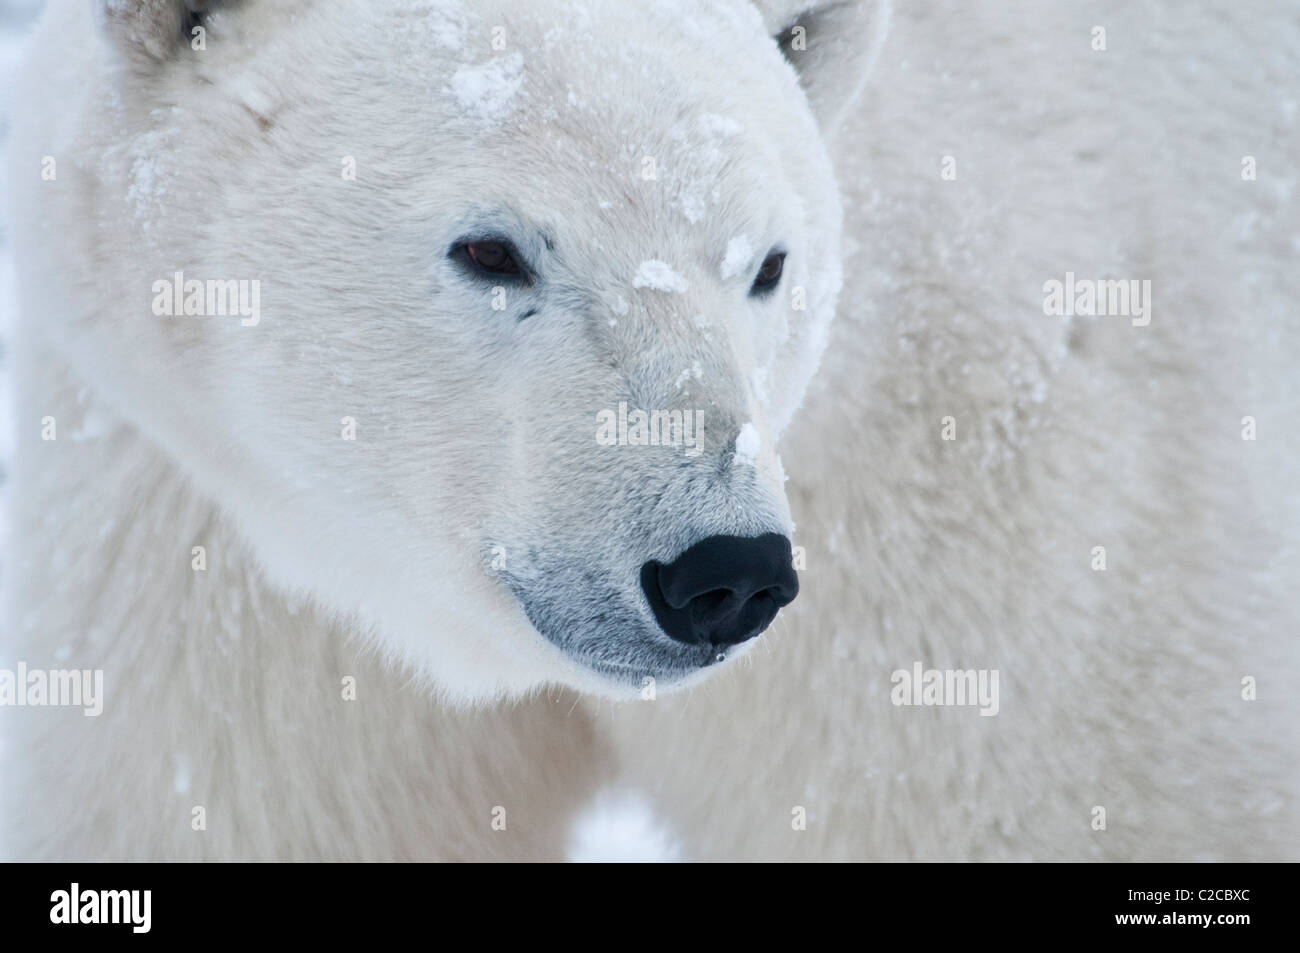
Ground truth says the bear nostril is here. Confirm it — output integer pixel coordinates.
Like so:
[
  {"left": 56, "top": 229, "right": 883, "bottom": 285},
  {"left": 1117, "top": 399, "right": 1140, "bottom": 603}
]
[
  {"left": 640, "top": 533, "right": 799, "bottom": 649},
  {"left": 689, "top": 589, "right": 732, "bottom": 622}
]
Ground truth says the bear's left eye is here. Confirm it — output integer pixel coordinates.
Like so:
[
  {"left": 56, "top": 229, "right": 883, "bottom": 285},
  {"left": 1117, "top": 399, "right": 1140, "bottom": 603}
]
[
  {"left": 452, "top": 239, "right": 528, "bottom": 280},
  {"left": 750, "top": 251, "right": 785, "bottom": 295}
]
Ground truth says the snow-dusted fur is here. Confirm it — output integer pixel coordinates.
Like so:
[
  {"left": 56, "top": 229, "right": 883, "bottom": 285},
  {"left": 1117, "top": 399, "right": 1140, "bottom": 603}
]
[
  {"left": 4, "top": 0, "right": 1297, "bottom": 862},
  {"left": 3, "top": 0, "right": 881, "bottom": 859}
]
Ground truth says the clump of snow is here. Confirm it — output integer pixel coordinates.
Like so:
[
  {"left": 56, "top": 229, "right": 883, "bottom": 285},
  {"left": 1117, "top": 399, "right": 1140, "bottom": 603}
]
[
  {"left": 678, "top": 187, "right": 707, "bottom": 224},
  {"left": 733, "top": 422, "right": 760, "bottom": 466},
  {"left": 698, "top": 112, "right": 743, "bottom": 137},
  {"left": 633, "top": 259, "right": 688, "bottom": 294},
  {"left": 568, "top": 790, "right": 680, "bottom": 863},
  {"left": 124, "top": 110, "right": 182, "bottom": 235},
  {"left": 720, "top": 234, "right": 754, "bottom": 280},
  {"left": 447, "top": 52, "right": 524, "bottom": 123}
]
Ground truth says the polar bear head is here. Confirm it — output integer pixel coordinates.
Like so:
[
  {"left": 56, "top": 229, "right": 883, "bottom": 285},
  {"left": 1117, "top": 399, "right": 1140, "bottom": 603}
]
[{"left": 39, "top": 0, "right": 887, "bottom": 700}]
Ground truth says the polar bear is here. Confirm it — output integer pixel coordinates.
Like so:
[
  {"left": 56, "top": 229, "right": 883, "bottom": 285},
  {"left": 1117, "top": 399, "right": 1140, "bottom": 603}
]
[
  {"left": 5, "top": 0, "right": 1297, "bottom": 865},
  {"left": 2, "top": 0, "right": 887, "bottom": 859}
]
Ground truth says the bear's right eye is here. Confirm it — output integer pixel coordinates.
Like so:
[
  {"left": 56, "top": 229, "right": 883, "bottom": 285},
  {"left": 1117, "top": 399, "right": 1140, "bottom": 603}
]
[{"left": 453, "top": 239, "right": 526, "bottom": 280}]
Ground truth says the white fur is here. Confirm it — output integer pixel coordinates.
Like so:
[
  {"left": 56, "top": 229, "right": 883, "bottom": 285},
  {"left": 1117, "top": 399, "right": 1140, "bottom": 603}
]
[{"left": 4, "top": 0, "right": 1296, "bottom": 862}]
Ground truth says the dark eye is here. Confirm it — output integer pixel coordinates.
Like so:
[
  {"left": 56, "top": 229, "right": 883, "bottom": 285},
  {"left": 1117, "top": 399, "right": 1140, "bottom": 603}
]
[
  {"left": 456, "top": 239, "right": 524, "bottom": 278},
  {"left": 751, "top": 251, "right": 785, "bottom": 295}
]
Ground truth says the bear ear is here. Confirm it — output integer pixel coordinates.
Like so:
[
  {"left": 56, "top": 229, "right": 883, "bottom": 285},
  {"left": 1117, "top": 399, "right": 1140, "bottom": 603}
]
[
  {"left": 95, "top": 0, "right": 211, "bottom": 68},
  {"left": 758, "top": 0, "right": 892, "bottom": 132}
]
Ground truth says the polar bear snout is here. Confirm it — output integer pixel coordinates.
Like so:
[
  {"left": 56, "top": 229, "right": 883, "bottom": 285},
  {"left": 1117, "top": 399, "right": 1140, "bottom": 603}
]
[{"left": 640, "top": 534, "right": 798, "bottom": 649}]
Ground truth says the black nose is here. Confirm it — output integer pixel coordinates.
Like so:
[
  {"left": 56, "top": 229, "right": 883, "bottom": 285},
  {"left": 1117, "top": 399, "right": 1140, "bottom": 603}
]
[{"left": 640, "top": 533, "right": 799, "bottom": 648}]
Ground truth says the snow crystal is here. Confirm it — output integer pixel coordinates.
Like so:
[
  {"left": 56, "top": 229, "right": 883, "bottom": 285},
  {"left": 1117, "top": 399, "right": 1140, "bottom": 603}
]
[
  {"left": 447, "top": 52, "right": 524, "bottom": 123},
  {"left": 720, "top": 235, "right": 754, "bottom": 280},
  {"left": 733, "top": 422, "right": 760, "bottom": 466},
  {"left": 633, "top": 260, "right": 688, "bottom": 294}
]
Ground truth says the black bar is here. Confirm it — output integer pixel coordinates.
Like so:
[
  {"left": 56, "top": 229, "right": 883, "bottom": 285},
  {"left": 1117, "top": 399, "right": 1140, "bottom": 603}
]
[{"left": 0, "top": 862, "right": 1284, "bottom": 940}]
